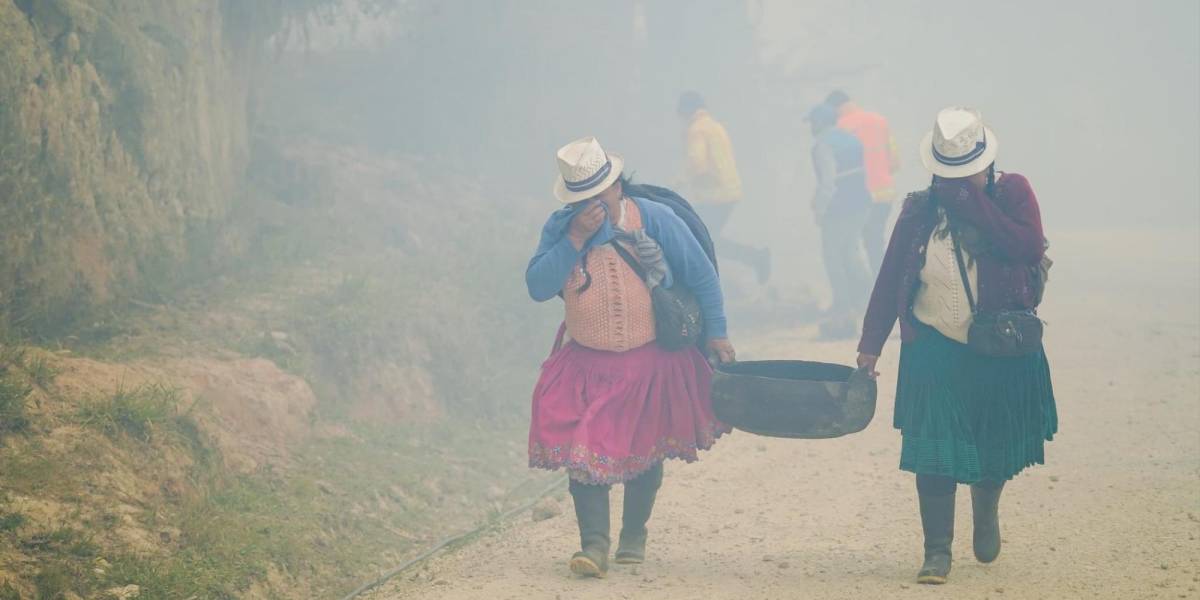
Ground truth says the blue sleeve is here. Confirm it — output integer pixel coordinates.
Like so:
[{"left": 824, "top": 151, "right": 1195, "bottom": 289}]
[
  {"left": 525, "top": 211, "right": 583, "bottom": 302},
  {"left": 642, "top": 202, "right": 728, "bottom": 339}
]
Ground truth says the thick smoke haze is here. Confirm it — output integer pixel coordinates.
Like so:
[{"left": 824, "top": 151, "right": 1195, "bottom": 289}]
[
  {"left": 281, "top": 0, "right": 1199, "bottom": 298},
  {"left": 1, "top": 2, "right": 1195, "bottom": 597}
]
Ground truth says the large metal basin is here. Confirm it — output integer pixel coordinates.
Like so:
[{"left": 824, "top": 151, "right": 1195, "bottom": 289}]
[{"left": 711, "top": 360, "right": 877, "bottom": 439}]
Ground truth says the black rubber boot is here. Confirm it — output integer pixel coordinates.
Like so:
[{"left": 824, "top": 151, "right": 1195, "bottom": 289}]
[
  {"left": 615, "top": 463, "right": 663, "bottom": 564},
  {"left": 568, "top": 479, "right": 611, "bottom": 578},
  {"left": 971, "top": 480, "right": 1005, "bottom": 563},
  {"left": 916, "top": 487, "right": 956, "bottom": 585}
]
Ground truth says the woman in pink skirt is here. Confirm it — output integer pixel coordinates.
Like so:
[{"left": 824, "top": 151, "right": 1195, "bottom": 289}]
[{"left": 525, "top": 137, "right": 736, "bottom": 577}]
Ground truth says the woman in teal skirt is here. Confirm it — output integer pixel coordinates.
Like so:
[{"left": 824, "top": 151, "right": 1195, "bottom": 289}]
[{"left": 856, "top": 107, "right": 1057, "bottom": 584}]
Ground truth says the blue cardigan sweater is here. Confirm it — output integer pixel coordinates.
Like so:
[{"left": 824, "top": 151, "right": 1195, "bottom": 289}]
[{"left": 525, "top": 197, "right": 728, "bottom": 340}]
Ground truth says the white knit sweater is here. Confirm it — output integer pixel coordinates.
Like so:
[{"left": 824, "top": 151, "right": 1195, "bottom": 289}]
[{"left": 912, "top": 215, "right": 978, "bottom": 344}]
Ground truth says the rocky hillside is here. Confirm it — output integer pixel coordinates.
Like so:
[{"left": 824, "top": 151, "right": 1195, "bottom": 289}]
[
  {"left": 0, "top": 1, "right": 282, "bottom": 337},
  {"left": 0, "top": 137, "right": 557, "bottom": 597}
]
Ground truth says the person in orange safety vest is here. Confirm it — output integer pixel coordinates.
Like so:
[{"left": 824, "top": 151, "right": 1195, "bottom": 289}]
[{"left": 825, "top": 90, "right": 901, "bottom": 273}]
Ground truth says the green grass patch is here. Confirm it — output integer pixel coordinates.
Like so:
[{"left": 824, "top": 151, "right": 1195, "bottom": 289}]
[
  {"left": 0, "top": 512, "right": 26, "bottom": 532},
  {"left": 22, "top": 355, "right": 61, "bottom": 389},
  {"left": 77, "top": 383, "right": 186, "bottom": 443},
  {"left": 102, "top": 554, "right": 241, "bottom": 600},
  {"left": 0, "top": 345, "right": 26, "bottom": 370},
  {"left": 0, "top": 451, "right": 60, "bottom": 495},
  {"left": 23, "top": 527, "right": 98, "bottom": 557},
  {"left": 33, "top": 562, "right": 77, "bottom": 600},
  {"left": 16, "top": 529, "right": 104, "bottom": 598},
  {"left": 0, "top": 371, "right": 32, "bottom": 437},
  {"left": 0, "top": 582, "right": 19, "bottom": 600}
]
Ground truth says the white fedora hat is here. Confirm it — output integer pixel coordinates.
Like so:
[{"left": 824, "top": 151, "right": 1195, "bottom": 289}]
[
  {"left": 919, "top": 107, "right": 999, "bottom": 178},
  {"left": 552, "top": 136, "right": 625, "bottom": 204}
]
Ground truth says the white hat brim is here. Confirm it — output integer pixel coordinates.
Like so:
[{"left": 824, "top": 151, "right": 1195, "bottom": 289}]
[
  {"left": 553, "top": 153, "right": 625, "bottom": 204},
  {"left": 919, "top": 128, "right": 999, "bottom": 178}
]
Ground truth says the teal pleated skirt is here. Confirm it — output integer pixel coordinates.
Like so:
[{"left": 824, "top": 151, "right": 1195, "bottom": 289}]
[{"left": 894, "top": 323, "right": 1057, "bottom": 483}]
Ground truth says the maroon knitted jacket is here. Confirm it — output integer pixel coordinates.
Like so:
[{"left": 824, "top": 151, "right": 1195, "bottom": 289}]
[{"left": 857, "top": 172, "right": 1047, "bottom": 356}]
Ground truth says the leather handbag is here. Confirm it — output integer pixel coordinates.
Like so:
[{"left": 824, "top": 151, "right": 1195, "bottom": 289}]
[
  {"left": 951, "top": 235, "right": 1044, "bottom": 357},
  {"left": 609, "top": 241, "right": 704, "bottom": 351}
]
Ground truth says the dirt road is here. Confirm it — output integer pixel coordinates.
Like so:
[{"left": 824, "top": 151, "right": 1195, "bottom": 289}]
[{"left": 371, "top": 230, "right": 1200, "bottom": 600}]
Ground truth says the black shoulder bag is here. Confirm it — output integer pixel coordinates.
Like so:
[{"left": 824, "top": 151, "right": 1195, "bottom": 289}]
[
  {"left": 609, "top": 241, "right": 704, "bottom": 351},
  {"left": 951, "top": 234, "right": 1044, "bottom": 357}
]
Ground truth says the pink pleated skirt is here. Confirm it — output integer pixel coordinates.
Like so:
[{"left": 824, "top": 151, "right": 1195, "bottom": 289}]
[{"left": 528, "top": 339, "right": 730, "bottom": 485}]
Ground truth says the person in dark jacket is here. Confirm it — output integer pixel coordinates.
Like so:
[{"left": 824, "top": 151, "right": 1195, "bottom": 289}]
[
  {"left": 856, "top": 107, "right": 1057, "bottom": 585},
  {"left": 808, "top": 103, "right": 873, "bottom": 339}
]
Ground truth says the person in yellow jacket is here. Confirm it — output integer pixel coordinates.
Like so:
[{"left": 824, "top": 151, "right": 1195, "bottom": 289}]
[{"left": 678, "top": 91, "right": 770, "bottom": 284}]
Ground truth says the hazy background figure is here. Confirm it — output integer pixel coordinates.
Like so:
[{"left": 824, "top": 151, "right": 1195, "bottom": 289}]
[
  {"left": 825, "top": 90, "right": 901, "bottom": 274},
  {"left": 806, "top": 103, "right": 874, "bottom": 339},
  {"left": 677, "top": 91, "right": 771, "bottom": 284}
]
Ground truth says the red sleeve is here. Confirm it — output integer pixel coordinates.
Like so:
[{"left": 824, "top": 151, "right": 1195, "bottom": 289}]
[
  {"left": 940, "top": 174, "right": 1046, "bottom": 265},
  {"left": 857, "top": 199, "right": 918, "bottom": 356}
]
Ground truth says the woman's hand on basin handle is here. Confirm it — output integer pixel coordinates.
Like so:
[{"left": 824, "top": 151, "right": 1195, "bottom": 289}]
[
  {"left": 707, "top": 338, "right": 736, "bottom": 364},
  {"left": 856, "top": 353, "right": 880, "bottom": 379}
]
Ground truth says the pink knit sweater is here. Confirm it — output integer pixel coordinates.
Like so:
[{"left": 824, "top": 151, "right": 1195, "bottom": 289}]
[{"left": 563, "top": 204, "right": 656, "bottom": 352}]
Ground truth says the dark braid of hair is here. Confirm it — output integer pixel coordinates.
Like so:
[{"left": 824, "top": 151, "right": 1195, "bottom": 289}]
[{"left": 576, "top": 253, "right": 593, "bottom": 293}]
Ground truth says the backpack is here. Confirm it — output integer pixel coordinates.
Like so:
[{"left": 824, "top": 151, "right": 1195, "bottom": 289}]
[{"left": 624, "top": 183, "right": 719, "bottom": 275}]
